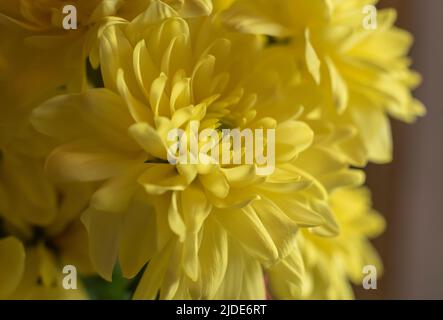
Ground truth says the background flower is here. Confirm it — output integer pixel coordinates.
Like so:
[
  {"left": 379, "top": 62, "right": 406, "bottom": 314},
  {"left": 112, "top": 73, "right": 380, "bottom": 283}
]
[
  {"left": 268, "top": 187, "right": 385, "bottom": 300},
  {"left": 221, "top": 0, "right": 425, "bottom": 165}
]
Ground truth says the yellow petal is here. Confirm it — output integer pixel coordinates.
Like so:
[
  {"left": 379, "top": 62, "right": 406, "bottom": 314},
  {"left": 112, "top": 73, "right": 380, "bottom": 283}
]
[
  {"left": 310, "top": 200, "right": 340, "bottom": 237},
  {"left": 251, "top": 199, "right": 299, "bottom": 259},
  {"left": 168, "top": 191, "right": 186, "bottom": 241},
  {"left": 117, "top": 68, "right": 154, "bottom": 125},
  {"left": 239, "top": 253, "right": 266, "bottom": 299},
  {"left": 350, "top": 103, "right": 393, "bottom": 164},
  {"left": 46, "top": 141, "right": 138, "bottom": 182},
  {"left": 181, "top": 185, "right": 212, "bottom": 233},
  {"left": 32, "top": 89, "right": 136, "bottom": 149},
  {"left": 325, "top": 56, "right": 348, "bottom": 113},
  {"left": 129, "top": 122, "right": 167, "bottom": 160},
  {"left": 221, "top": 165, "right": 258, "bottom": 187},
  {"left": 81, "top": 208, "right": 122, "bottom": 281},
  {"left": 0, "top": 237, "right": 25, "bottom": 298},
  {"left": 90, "top": 164, "right": 146, "bottom": 213},
  {"left": 37, "top": 243, "right": 58, "bottom": 288},
  {"left": 275, "top": 121, "right": 314, "bottom": 162},
  {"left": 213, "top": 240, "right": 244, "bottom": 299},
  {"left": 199, "top": 168, "right": 230, "bottom": 199},
  {"left": 133, "top": 239, "right": 175, "bottom": 300},
  {"left": 119, "top": 201, "right": 158, "bottom": 278},
  {"left": 305, "top": 29, "right": 321, "bottom": 84},
  {"left": 192, "top": 217, "right": 228, "bottom": 299},
  {"left": 216, "top": 206, "right": 278, "bottom": 261},
  {"left": 180, "top": 185, "right": 212, "bottom": 280},
  {"left": 270, "top": 195, "right": 325, "bottom": 227},
  {"left": 100, "top": 25, "right": 141, "bottom": 97},
  {"left": 214, "top": 241, "right": 266, "bottom": 299},
  {"left": 179, "top": 0, "right": 213, "bottom": 18},
  {"left": 138, "top": 164, "right": 189, "bottom": 194},
  {"left": 268, "top": 246, "right": 304, "bottom": 299},
  {"left": 222, "top": 0, "right": 292, "bottom": 37}
]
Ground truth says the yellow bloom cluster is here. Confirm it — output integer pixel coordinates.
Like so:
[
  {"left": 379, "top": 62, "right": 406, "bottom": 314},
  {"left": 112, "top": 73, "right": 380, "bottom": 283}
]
[{"left": 0, "top": 0, "right": 422, "bottom": 299}]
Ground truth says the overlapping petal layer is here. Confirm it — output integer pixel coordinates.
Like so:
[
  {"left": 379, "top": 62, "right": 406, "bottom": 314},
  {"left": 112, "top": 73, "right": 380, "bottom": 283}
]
[
  {"left": 31, "top": 2, "right": 362, "bottom": 298},
  {"left": 0, "top": 0, "right": 422, "bottom": 300},
  {"left": 222, "top": 0, "right": 425, "bottom": 164}
]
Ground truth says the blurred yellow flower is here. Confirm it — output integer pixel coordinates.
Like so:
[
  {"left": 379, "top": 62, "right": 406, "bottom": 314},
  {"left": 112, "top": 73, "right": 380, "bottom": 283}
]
[
  {"left": 0, "top": 0, "right": 213, "bottom": 91},
  {"left": 222, "top": 0, "right": 425, "bottom": 165},
  {"left": 268, "top": 187, "right": 385, "bottom": 299},
  {"left": 0, "top": 120, "right": 94, "bottom": 299}
]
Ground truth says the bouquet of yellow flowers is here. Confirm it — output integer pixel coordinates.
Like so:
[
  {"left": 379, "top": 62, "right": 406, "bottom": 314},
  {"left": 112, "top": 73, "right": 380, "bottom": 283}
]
[{"left": 0, "top": 0, "right": 423, "bottom": 300}]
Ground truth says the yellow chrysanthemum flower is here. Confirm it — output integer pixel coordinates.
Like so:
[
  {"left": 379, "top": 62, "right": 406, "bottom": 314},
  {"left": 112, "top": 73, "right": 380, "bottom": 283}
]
[
  {"left": 268, "top": 187, "right": 385, "bottom": 300},
  {"left": 0, "top": 170, "right": 93, "bottom": 299},
  {"left": 30, "top": 1, "right": 362, "bottom": 299},
  {"left": 222, "top": 0, "right": 425, "bottom": 165},
  {"left": 0, "top": 122, "right": 94, "bottom": 299}
]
